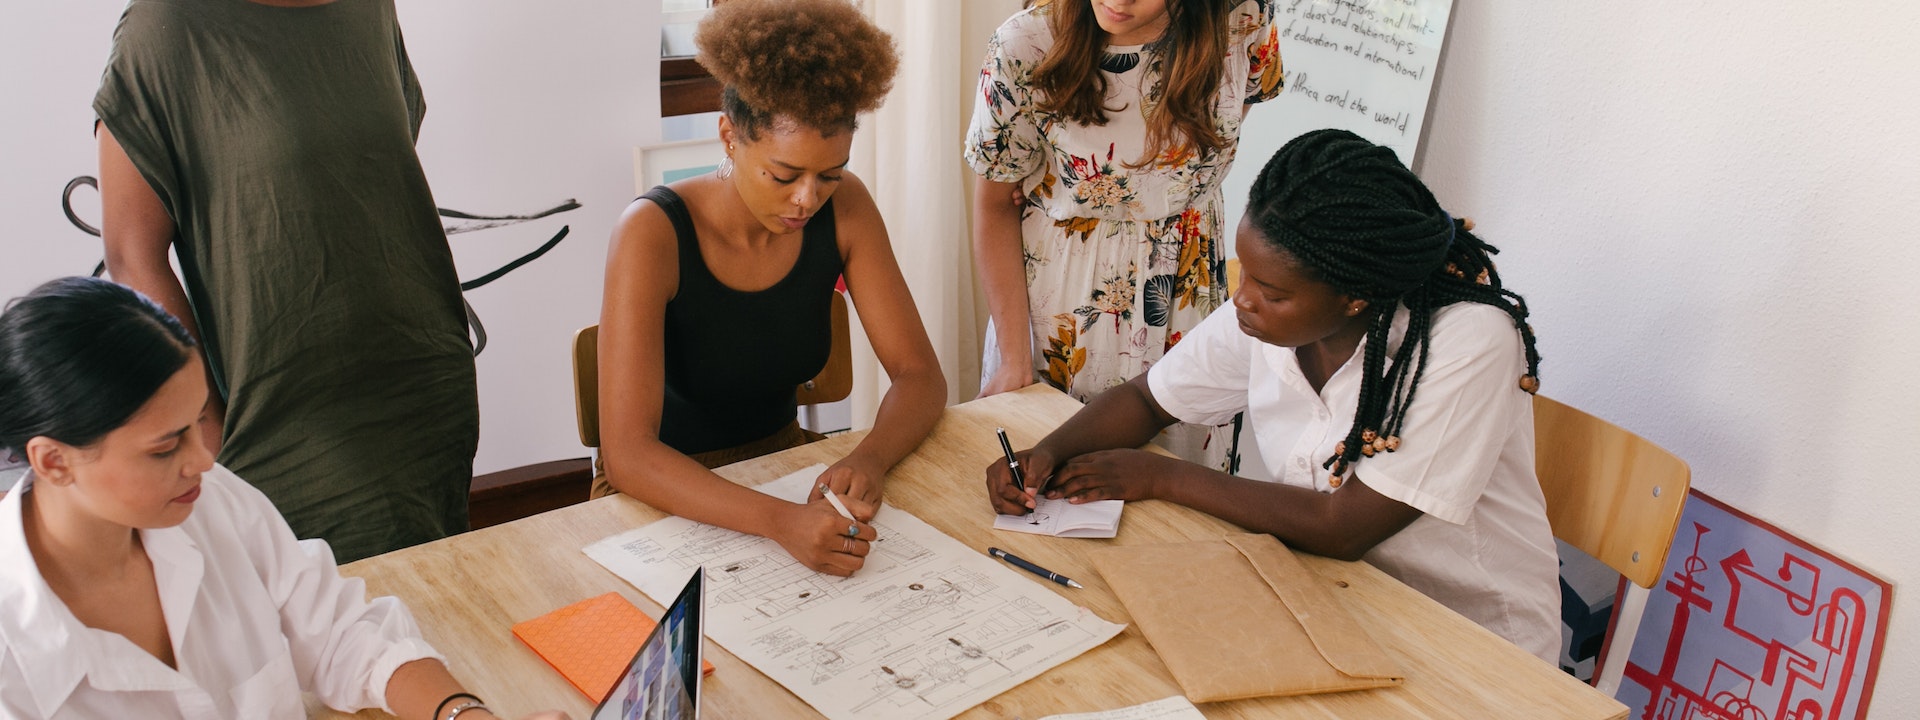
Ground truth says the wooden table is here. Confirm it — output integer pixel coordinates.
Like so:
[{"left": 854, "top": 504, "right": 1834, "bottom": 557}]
[{"left": 322, "top": 385, "right": 1626, "bottom": 720}]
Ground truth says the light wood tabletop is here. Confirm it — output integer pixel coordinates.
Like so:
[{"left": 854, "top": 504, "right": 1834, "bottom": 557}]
[{"left": 320, "top": 384, "right": 1626, "bottom": 720}]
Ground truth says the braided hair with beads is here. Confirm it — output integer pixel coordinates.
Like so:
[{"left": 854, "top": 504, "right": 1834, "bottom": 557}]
[{"left": 1246, "top": 129, "right": 1541, "bottom": 486}]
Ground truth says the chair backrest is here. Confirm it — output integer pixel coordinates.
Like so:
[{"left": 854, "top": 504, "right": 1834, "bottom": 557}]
[
  {"left": 1532, "top": 394, "right": 1691, "bottom": 589},
  {"left": 572, "top": 290, "right": 853, "bottom": 449},
  {"left": 573, "top": 325, "right": 601, "bottom": 448},
  {"left": 1225, "top": 257, "right": 1242, "bottom": 296},
  {"left": 795, "top": 290, "right": 853, "bottom": 406}
]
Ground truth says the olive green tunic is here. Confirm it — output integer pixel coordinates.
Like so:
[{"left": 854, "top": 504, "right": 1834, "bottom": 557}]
[{"left": 94, "top": 0, "right": 476, "bottom": 562}]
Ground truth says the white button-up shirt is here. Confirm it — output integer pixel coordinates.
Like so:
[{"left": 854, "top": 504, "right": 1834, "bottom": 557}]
[
  {"left": 1148, "top": 302, "right": 1561, "bottom": 662},
  {"left": 0, "top": 465, "right": 441, "bottom": 718}
]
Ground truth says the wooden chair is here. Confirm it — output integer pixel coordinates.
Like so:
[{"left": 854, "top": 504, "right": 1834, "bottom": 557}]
[
  {"left": 574, "top": 289, "right": 852, "bottom": 449},
  {"left": 1533, "top": 394, "right": 1691, "bottom": 696}
]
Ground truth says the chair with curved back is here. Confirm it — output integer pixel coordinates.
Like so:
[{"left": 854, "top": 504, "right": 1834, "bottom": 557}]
[
  {"left": 1533, "top": 394, "right": 1691, "bottom": 697},
  {"left": 573, "top": 289, "right": 852, "bottom": 450}
]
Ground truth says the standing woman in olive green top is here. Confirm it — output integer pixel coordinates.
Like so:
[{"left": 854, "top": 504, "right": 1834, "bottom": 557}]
[{"left": 94, "top": 0, "right": 477, "bottom": 562}]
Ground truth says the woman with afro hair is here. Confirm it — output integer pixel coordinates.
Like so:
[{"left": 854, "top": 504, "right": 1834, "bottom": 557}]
[
  {"left": 985, "top": 131, "right": 1562, "bottom": 662},
  {"left": 596, "top": 0, "right": 945, "bottom": 577}
]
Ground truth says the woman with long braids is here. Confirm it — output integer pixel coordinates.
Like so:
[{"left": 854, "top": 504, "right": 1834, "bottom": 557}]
[
  {"left": 984, "top": 130, "right": 1561, "bottom": 662},
  {"left": 966, "top": 0, "right": 1284, "bottom": 468}
]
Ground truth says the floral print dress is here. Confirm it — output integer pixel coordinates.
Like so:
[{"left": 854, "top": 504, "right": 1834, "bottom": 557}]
[{"left": 966, "top": 0, "right": 1283, "bottom": 466}]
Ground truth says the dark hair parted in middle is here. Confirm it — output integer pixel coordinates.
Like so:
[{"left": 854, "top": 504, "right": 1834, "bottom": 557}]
[
  {"left": 694, "top": 0, "right": 899, "bottom": 140},
  {"left": 1247, "top": 129, "right": 1542, "bottom": 482},
  {"left": 0, "top": 276, "right": 197, "bottom": 456},
  {"left": 1031, "top": 0, "right": 1239, "bottom": 166}
]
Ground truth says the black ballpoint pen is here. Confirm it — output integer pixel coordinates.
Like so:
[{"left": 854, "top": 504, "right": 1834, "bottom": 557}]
[
  {"left": 988, "top": 547, "right": 1083, "bottom": 588},
  {"left": 995, "top": 427, "right": 1033, "bottom": 516}
]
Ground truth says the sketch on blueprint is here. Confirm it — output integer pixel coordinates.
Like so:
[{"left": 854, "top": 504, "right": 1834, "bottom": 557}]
[{"left": 585, "top": 465, "right": 1124, "bottom": 720}]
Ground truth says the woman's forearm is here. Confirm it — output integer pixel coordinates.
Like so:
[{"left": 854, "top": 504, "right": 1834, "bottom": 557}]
[
  {"left": 604, "top": 440, "right": 792, "bottom": 537},
  {"left": 1033, "top": 376, "right": 1175, "bottom": 461},
  {"left": 972, "top": 177, "right": 1035, "bottom": 370},
  {"left": 1154, "top": 465, "right": 1422, "bottom": 561},
  {"left": 843, "top": 363, "right": 946, "bottom": 475}
]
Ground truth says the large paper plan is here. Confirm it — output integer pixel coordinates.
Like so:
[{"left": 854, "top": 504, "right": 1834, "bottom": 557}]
[{"left": 585, "top": 465, "right": 1124, "bottom": 720}]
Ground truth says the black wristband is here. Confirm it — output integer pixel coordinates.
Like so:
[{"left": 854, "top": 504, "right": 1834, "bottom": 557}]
[{"left": 434, "top": 693, "right": 483, "bottom": 720}]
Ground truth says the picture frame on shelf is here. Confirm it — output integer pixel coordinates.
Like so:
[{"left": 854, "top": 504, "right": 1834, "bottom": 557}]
[{"left": 634, "top": 139, "right": 724, "bottom": 195}]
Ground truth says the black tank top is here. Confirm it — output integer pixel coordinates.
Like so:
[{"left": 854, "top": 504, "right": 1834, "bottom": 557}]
[{"left": 645, "top": 186, "right": 843, "bottom": 455}]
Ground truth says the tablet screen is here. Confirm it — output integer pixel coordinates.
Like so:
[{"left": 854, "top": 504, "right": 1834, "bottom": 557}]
[{"left": 592, "top": 568, "right": 703, "bottom": 720}]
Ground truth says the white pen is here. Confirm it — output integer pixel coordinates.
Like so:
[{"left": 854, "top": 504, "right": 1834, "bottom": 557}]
[{"left": 817, "top": 483, "right": 857, "bottom": 521}]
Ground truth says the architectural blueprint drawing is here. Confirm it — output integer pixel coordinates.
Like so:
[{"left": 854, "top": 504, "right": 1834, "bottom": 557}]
[{"left": 585, "top": 465, "right": 1125, "bottom": 720}]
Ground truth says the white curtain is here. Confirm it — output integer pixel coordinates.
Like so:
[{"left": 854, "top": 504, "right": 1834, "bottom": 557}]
[{"left": 844, "top": 0, "right": 1022, "bottom": 426}]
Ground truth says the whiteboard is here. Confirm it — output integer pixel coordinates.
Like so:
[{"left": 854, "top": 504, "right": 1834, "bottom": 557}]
[{"left": 1221, "top": 0, "right": 1457, "bottom": 233}]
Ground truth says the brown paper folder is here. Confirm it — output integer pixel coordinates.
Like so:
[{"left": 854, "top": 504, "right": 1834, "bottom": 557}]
[{"left": 1087, "top": 533, "right": 1403, "bottom": 702}]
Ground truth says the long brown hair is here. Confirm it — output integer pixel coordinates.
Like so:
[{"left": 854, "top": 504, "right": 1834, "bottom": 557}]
[{"left": 1029, "top": 0, "right": 1238, "bottom": 166}]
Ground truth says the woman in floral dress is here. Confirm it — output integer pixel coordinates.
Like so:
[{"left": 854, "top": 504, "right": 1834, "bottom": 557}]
[{"left": 967, "top": 0, "right": 1283, "bottom": 465}]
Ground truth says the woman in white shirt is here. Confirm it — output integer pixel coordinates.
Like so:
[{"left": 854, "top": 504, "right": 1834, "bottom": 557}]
[
  {"left": 0, "top": 277, "right": 565, "bottom": 719},
  {"left": 984, "top": 129, "right": 1562, "bottom": 662}
]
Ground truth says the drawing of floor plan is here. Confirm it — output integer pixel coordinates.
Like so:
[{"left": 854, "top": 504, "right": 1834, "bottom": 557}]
[{"left": 585, "top": 465, "right": 1125, "bottom": 720}]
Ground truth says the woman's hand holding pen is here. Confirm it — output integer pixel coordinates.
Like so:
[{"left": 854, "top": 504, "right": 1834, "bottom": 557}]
[
  {"left": 984, "top": 447, "right": 1062, "bottom": 516},
  {"left": 773, "top": 499, "right": 874, "bottom": 577},
  {"left": 812, "top": 457, "right": 883, "bottom": 521}
]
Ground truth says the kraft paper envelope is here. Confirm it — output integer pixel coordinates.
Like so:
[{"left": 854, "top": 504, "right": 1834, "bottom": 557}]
[{"left": 1087, "top": 534, "right": 1403, "bottom": 702}]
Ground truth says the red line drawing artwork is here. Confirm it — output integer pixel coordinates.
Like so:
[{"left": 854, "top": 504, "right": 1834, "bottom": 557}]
[{"left": 1614, "top": 490, "right": 1891, "bottom": 720}]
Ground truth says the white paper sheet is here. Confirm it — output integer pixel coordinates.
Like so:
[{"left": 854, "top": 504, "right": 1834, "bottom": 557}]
[
  {"left": 585, "top": 465, "right": 1125, "bottom": 720},
  {"left": 993, "top": 497, "right": 1123, "bottom": 538},
  {"left": 1037, "top": 696, "right": 1207, "bottom": 720}
]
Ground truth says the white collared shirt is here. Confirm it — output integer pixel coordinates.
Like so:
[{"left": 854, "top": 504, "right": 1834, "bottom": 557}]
[
  {"left": 1148, "top": 302, "right": 1562, "bottom": 662},
  {"left": 0, "top": 465, "right": 441, "bottom": 719}
]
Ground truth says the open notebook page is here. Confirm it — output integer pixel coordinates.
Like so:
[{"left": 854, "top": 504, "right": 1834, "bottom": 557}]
[
  {"left": 1037, "top": 696, "right": 1206, "bottom": 720},
  {"left": 993, "top": 496, "right": 1123, "bottom": 538}
]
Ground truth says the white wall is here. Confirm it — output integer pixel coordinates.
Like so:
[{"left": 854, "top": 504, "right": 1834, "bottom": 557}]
[
  {"left": 394, "top": 2, "right": 659, "bottom": 475},
  {"left": 1416, "top": 2, "right": 1920, "bottom": 710},
  {"left": 0, "top": 3, "right": 125, "bottom": 290},
  {"left": 0, "top": 1, "right": 659, "bottom": 476}
]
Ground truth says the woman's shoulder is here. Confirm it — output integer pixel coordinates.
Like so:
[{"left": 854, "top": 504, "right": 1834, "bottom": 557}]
[
  {"left": 1229, "top": 0, "right": 1276, "bottom": 34},
  {"left": 989, "top": 4, "right": 1054, "bottom": 61},
  {"left": 829, "top": 171, "right": 876, "bottom": 214},
  {"left": 192, "top": 464, "right": 279, "bottom": 519},
  {"left": 614, "top": 187, "right": 689, "bottom": 247},
  {"left": 827, "top": 172, "right": 884, "bottom": 237},
  {"left": 1427, "top": 301, "right": 1526, "bottom": 359},
  {"left": 104, "top": 2, "right": 201, "bottom": 67}
]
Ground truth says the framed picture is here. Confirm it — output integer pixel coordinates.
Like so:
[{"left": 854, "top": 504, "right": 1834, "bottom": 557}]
[
  {"left": 1617, "top": 489, "right": 1892, "bottom": 720},
  {"left": 634, "top": 139, "right": 724, "bottom": 195}
]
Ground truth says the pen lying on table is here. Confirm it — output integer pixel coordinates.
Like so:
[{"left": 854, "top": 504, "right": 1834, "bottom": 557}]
[{"left": 988, "top": 547, "right": 1082, "bottom": 589}]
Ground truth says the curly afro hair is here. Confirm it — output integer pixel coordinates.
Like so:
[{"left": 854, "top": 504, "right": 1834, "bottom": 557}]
[{"left": 695, "top": 0, "right": 898, "bottom": 139}]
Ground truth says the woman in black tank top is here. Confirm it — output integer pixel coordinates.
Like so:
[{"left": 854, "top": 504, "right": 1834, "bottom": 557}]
[{"left": 594, "top": 0, "right": 945, "bottom": 578}]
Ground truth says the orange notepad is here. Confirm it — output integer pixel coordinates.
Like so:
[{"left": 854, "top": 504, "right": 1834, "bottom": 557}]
[{"left": 511, "top": 592, "right": 715, "bottom": 701}]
